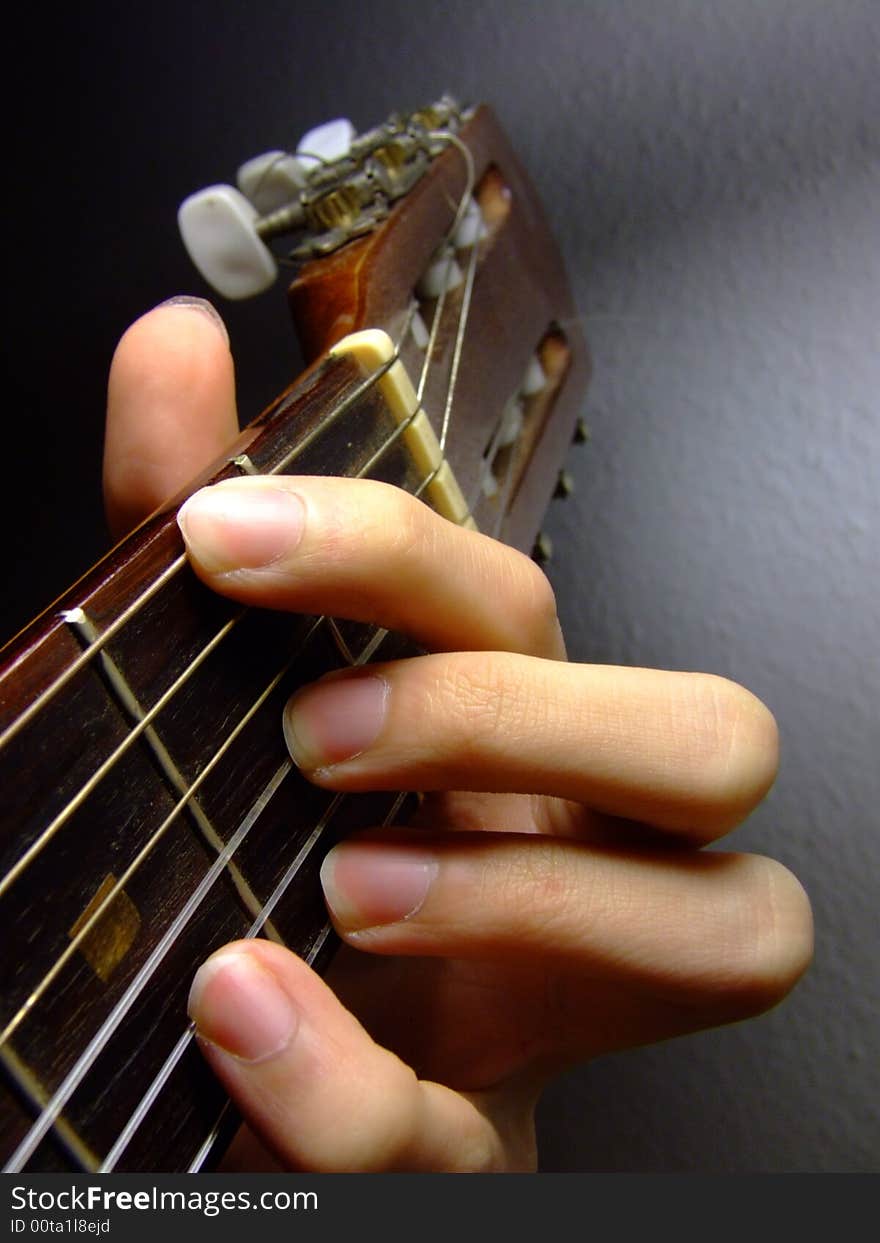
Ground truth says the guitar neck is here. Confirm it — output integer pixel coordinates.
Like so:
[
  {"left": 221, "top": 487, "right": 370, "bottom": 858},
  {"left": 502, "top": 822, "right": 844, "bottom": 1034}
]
[
  {"left": 0, "top": 348, "right": 432, "bottom": 1172},
  {"left": 0, "top": 101, "right": 589, "bottom": 1172}
]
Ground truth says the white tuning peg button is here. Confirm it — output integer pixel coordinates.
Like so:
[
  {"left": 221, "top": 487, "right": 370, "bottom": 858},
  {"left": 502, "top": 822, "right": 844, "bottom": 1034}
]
[
  {"left": 236, "top": 150, "right": 305, "bottom": 213},
  {"left": 178, "top": 185, "right": 278, "bottom": 300},
  {"left": 296, "top": 118, "right": 355, "bottom": 167}
]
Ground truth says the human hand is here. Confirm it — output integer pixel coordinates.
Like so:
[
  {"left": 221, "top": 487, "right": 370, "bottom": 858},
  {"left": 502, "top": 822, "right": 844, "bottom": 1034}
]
[{"left": 104, "top": 300, "right": 813, "bottom": 1172}]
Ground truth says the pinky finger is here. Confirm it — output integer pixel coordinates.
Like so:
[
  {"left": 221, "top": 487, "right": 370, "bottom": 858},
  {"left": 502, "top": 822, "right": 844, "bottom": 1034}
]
[{"left": 187, "top": 940, "right": 521, "bottom": 1172}]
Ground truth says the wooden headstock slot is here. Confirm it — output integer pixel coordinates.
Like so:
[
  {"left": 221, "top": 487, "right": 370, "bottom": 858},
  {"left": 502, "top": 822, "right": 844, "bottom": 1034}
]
[{"left": 288, "top": 104, "right": 589, "bottom": 550}]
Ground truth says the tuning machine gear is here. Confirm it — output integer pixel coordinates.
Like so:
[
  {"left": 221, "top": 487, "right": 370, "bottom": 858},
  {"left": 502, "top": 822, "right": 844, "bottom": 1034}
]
[{"left": 178, "top": 100, "right": 465, "bottom": 300}]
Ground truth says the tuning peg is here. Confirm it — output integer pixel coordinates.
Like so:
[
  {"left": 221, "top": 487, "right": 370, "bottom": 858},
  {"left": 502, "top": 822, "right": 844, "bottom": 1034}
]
[
  {"left": 179, "top": 117, "right": 356, "bottom": 299},
  {"left": 296, "top": 118, "right": 356, "bottom": 167},
  {"left": 553, "top": 469, "right": 574, "bottom": 499},
  {"left": 178, "top": 185, "right": 305, "bottom": 299},
  {"left": 572, "top": 417, "right": 590, "bottom": 444},
  {"left": 236, "top": 150, "right": 306, "bottom": 213},
  {"left": 532, "top": 532, "right": 553, "bottom": 564}
]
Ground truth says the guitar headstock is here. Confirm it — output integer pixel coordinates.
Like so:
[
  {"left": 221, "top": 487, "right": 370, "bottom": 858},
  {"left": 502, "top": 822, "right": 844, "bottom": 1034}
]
[{"left": 179, "top": 99, "right": 590, "bottom": 554}]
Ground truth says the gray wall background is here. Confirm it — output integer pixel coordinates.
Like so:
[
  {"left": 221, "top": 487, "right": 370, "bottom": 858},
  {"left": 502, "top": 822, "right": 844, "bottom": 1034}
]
[{"left": 4, "top": 1, "right": 877, "bottom": 1171}]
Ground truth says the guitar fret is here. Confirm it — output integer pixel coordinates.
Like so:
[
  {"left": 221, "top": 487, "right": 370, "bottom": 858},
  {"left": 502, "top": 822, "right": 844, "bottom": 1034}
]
[
  {"left": 0, "top": 615, "right": 321, "bottom": 1052},
  {"left": 4, "top": 745, "right": 300, "bottom": 1171},
  {"left": 66, "top": 607, "right": 286, "bottom": 947},
  {"left": 186, "top": 789, "right": 409, "bottom": 1176},
  {"left": 4, "top": 624, "right": 404, "bottom": 1170},
  {"left": 0, "top": 350, "right": 377, "bottom": 759},
  {"left": 1, "top": 1046, "right": 99, "bottom": 1173},
  {"left": 0, "top": 555, "right": 188, "bottom": 756},
  {"left": 98, "top": 789, "right": 345, "bottom": 1171},
  {"left": 0, "top": 362, "right": 429, "bottom": 1105}
]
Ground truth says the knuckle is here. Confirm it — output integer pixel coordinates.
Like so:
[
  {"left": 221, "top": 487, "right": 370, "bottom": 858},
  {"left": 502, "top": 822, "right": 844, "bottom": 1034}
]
[
  {"left": 309, "top": 1052, "right": 423, "bottom": 1172},
  {"left": 507, "top": 552, "right": 563, "bottom": 655},
  {"left": 433, "top": 653, "right": 538, "bottom": 753},
  {"left": 368, "top": 482, "right": 427, "bottom": 560}
]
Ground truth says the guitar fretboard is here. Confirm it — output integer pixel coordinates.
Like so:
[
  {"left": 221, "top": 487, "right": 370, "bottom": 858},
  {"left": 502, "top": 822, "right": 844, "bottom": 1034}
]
[{"left": 0, "top": 349, "right": 426, "bottom": 1172}]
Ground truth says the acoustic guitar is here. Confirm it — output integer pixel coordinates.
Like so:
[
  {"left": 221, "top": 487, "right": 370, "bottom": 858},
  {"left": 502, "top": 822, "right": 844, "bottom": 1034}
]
[{"left": 0, "top": 99, "right": 589, "bottom": 1172}]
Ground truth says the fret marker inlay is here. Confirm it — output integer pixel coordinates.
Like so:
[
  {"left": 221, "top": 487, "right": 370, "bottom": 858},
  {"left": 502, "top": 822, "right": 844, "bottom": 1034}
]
[{"left": 68, "top": 874, "right": 140, "bottom": 983}]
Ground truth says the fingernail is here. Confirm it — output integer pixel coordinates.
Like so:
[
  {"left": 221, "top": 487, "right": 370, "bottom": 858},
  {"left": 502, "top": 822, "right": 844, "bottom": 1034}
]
[
  {"left": 158, "top": 295, "right": 229, "bottom": 344},
  {"left": 177, "top": 482, "right": 306, "bottom": 573},
  {"left": 188, "top": 948, "right": 298, "bottom": 1062},
  {"left": 283, "top": 674, "right": 388, "bottom": 770},
  {"left": 321, "top": 841, "right": 437, "bottom": 931}
]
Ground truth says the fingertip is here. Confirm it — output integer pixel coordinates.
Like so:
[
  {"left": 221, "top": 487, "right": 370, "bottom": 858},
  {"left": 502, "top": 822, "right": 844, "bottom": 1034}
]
[
  {"left": 188, "top": 944, "right": 299, "bottom": 1064},
  {"left": 155, "top": 296, "right": 230, "bottom": 346},
  {"left": 320, "top": 838, "right": 437, "bottom": 934},
  {"left": 177, "top": 479, "right": 306, "bottom": 576},
  {"left": 104, "top": 298, "right": 239, "bottom": 536}
]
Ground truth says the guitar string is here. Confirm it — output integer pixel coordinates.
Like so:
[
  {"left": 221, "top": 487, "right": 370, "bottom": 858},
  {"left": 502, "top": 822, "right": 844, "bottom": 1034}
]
[
  {"left": 6, "top": 610, "right": 399, "bottom": 1173},
  {"left": 0, "top": 341, "right": 434, "bottom": 920},
  {"left": 0, "top": 554, "right": 186, "bottom": 754},
  {"left": 0, "top": 231, "right": 468, "bottom": 1044},
  {"left": 183, "top": 915, "right": 332, "bottom": 1174},
  {"left": 0, "top": 610, "right": 242, "bottom": 901},
  {"left": 0, "top": 124, "right": 476, "bottom": 895},
  {"left": 101, "top": 194, "right": 484, "bottom": 1171},
  {"left": 0, "top": 133, "right": 479, "bottom": 905},
  {"left": 0, "top": 614, "right": 323, "bottom": 1052},
  {"left": 414, "top": 132, "right": 475, "bottom": 405},
  {"left": 185, "top": 801, "right": 410, "bottom": 1175},
  {"left": 0, "top": 330, "right": 444, "bottom": 1056},
  {"left": 3, "top": 756, "right": 298, "bottom": 1175},
  {"left": 95, "top": 786, "right": 343, "bottom": 1174},
  {"left": 3, "top": 429, "right": 443, "bottom": 1172},
  {"left": 4, "top": 308, "right": 497, "bottom": 1171},
  {"left": 0, "top": 362, "right": 423, "bottom": 905},
  {"left": 0, "top": 354, "right": 397, "bottom": 761},
  {"left": 432, "top": 133, "right": 476, "bottom": 456},
  {"left": 4, "top": 263, "right": 480, "bottom": 1177},
  {"left": 101, "top": 788, "right": 409, "bottom": 1173},
  {"left": 99, "top": 147, "right": 482, "bottom": 1174},
  {"left": 4, "top": 134, "right": 488, "bottom": 1170}
]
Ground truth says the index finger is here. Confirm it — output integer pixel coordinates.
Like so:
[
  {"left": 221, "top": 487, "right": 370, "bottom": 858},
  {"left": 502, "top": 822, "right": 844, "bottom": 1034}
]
[{"left": 177, "top": 475, "right": 566, "bottom": 659}]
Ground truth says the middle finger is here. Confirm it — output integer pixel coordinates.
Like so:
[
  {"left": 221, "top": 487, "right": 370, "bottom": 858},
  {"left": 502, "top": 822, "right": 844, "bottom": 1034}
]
[{"left": 283, "top": 653, "right": 779, "bottom": 840}]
